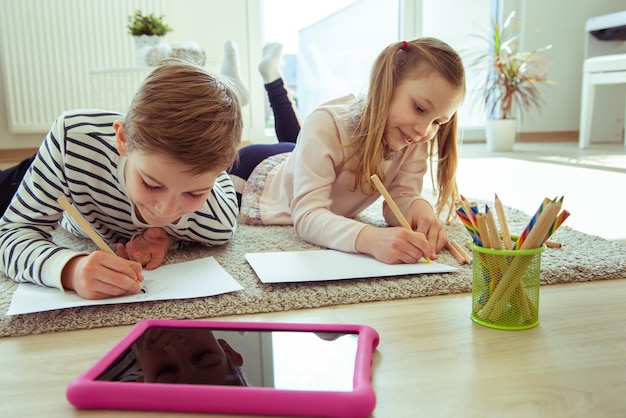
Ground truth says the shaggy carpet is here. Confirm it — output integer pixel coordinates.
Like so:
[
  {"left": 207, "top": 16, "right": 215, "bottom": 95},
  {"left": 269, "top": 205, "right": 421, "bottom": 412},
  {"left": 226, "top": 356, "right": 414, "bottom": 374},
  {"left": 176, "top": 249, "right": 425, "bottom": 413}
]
[{"left": 2, "top": 196, "right": 625, "bottom": 337}]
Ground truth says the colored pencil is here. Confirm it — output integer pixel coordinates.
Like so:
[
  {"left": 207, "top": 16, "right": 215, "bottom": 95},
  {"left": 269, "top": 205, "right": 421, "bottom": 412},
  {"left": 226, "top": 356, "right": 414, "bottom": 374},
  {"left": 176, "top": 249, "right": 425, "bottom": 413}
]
[
  {"left": 475, "top": 212, "right": 491, "bottom": 249},
  {"left": 484, "top": 205, "right": 503, "bottom": 250},
  {"left": 518, "top": 197, "right": 562, "bottom": 250},
  {"left": 57, "top": 196, "right": 115, "bottom": 255},
  {"left": 460, "top": 195, "right": 478, "bottom": 229},
  {"left": 57, "top": 196, "right": 143, "bottom": 290},
  {"left": 370, "top": 174, "right": 430, "bottom": 263},
  {"left": 515, "top": 197, "right": 551, "bottom": 249},
  {"left": 455, "top": 205, "right": 481, "bottom": 245},
  {"left": 445, "top": 241, "right": 467, "bottom": 265},
  {"left": 449, "top": 239, "right": 472, "bottom": 264},
  {"left": 494, "top": 194, "right": 513, "bottom": 250},
  {"left": 546, "top": 209, "right": 571, "bottom": 241}
]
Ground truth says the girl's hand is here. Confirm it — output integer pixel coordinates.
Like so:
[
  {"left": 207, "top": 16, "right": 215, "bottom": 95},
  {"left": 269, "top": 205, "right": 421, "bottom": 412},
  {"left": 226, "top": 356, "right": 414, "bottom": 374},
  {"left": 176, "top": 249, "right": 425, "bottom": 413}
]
[
  {"left": 406, "top": 199, "right": 447, "bottom": 258},
  {"left": 355, "top": 225, "right": 432, "bottom": 264},
  {"left": 61, "top": 252, "right": 144, "bottom": 300},
  {"left": 116, "top": 228, "right": 170, "bottom": 270}
]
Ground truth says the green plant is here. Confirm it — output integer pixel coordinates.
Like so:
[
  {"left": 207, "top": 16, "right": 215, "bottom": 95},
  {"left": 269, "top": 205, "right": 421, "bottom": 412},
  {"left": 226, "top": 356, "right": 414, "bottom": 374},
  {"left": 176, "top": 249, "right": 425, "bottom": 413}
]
[
  {"left": 127, "top": 10, "right": 172, "bottom": 37},
  {"left": 471, "top": 11, "right": 551, "bottom": 120}
]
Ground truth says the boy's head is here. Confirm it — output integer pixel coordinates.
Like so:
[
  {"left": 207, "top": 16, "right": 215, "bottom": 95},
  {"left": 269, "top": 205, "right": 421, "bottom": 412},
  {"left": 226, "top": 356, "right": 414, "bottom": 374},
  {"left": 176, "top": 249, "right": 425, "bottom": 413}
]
[
  {"left": 122, "top": 58, "right": 242, "bottom": 175},
  {"left": 133, "top": 327, "right": 247, "bottom": 386},
  {"left": 113, "top": 59, "right": 242, "bottom": 226}
]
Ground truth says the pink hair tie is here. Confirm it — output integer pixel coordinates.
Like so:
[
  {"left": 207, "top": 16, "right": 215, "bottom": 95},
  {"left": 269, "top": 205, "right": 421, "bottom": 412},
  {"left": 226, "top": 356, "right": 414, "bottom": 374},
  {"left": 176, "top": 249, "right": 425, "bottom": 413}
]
[{"left": 401, "top": 41, "right": 408, "bottom": 51}]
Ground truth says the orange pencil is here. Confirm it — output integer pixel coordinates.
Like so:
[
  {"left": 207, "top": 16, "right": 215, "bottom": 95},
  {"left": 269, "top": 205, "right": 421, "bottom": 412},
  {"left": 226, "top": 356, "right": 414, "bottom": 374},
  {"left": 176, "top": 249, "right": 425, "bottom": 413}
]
[{"left": 449, "top": 239, "right": 472, "bottom": 264}]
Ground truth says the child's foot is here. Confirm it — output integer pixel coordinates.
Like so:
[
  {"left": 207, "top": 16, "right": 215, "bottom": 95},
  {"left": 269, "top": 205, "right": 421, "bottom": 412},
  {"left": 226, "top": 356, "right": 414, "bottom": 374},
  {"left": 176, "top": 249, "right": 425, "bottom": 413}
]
[
  {"left": 258, "top": 42, "right": 283, "bottom": 84},
  {"left": 220, "top": 40, "right": 249, "bottom": 107}
]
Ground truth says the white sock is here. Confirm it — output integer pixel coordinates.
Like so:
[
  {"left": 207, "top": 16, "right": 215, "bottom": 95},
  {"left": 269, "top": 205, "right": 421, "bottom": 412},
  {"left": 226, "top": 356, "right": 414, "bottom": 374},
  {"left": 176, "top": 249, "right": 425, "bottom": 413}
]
[
  {"left": 220, "top": 40, "right": 249, "bottom": 107},
  {"left": 258, "top": 42, "right": 283, "bottom": 84}
]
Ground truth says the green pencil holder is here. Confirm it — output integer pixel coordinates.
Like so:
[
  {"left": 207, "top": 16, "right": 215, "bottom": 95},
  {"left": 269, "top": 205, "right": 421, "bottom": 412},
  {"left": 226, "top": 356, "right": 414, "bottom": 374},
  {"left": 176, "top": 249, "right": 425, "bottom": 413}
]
[{"left": 469, "top": 242, "right": 545, "bottom": 330}]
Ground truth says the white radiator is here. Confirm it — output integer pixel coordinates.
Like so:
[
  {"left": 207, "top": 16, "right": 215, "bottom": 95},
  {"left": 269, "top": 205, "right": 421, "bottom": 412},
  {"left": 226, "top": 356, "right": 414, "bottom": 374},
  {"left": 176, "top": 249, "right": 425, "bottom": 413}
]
[{"left": 0, "top": 0, "right": 164, "bottom": 133}]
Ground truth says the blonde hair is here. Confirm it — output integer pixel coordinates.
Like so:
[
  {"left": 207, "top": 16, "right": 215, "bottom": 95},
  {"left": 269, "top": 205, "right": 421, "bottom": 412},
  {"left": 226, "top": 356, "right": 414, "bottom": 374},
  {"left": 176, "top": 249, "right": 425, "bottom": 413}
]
[
  {"left": 346, "top": 37, "right": 465, "bottom": 221},
  {"left": 123, "top": 58, "right": 242, "bottom": 175}
]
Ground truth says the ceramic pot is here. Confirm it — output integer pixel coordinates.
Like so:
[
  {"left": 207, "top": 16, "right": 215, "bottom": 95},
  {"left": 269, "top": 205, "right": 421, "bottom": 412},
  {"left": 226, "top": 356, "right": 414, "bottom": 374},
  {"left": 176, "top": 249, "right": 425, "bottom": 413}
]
[
  {"left": 485, "top": 119, "right": 518, "bottom": 151},
  {"left": 133, "top": 35, "right": 164, "bottom": 66}
]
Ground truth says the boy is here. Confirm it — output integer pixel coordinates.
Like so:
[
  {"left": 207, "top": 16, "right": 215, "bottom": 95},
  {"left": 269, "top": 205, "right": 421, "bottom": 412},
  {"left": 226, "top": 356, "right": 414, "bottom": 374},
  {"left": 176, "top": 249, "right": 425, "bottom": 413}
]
[{"left": 0, "top": 57, "right": 243, "bottom": 300}]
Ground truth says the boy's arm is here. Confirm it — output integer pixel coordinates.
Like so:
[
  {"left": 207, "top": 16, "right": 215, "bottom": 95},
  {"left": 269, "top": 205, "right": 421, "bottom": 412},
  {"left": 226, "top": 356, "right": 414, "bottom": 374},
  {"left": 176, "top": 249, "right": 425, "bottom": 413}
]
[{"left": 0, "top": 114, "right": 83, "bottom": 290}]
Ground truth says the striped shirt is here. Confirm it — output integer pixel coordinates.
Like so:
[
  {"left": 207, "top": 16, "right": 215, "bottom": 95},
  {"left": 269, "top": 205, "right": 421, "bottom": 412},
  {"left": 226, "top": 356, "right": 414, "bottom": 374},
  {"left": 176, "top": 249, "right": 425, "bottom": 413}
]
[{"left": 0, "top": 109, "right": 238, "bottom": 291}]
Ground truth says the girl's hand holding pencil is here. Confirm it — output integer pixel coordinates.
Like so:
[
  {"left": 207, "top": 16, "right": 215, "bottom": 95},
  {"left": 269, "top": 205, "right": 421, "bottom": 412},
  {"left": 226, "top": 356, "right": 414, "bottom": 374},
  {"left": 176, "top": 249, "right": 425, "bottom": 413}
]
[{"left": 370, "top": 174, "right": 471, "bottom": 265}]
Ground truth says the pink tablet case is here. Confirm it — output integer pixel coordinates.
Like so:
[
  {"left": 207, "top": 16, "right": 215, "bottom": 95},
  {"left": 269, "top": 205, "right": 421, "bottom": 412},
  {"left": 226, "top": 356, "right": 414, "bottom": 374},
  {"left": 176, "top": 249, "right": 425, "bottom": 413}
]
[{"left": 67, "top": 319, "right": 379, "bottom": 418}]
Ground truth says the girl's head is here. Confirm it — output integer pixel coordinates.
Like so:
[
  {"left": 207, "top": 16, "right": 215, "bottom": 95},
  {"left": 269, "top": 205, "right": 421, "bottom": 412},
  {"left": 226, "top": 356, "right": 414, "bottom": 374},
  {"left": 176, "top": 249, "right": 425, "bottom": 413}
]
[
  {"left": 122, "top": 58, "right": 242, "bottom": 175},
  {"left": 351, "top": 38, "right": 466, "bottom": 220}
]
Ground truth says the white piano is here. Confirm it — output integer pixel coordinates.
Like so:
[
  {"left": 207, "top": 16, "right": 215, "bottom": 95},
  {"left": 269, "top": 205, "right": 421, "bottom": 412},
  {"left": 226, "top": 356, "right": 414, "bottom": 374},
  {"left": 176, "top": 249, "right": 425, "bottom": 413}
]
[{"left": 579, "top": 10, "right": 626, "bottom": 148}]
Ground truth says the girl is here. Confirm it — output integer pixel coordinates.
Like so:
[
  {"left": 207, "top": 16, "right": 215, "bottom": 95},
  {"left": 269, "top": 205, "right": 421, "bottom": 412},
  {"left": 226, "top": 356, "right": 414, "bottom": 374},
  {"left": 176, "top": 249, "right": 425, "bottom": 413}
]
[
  {"left": 0, "top": 58, "right": 243, "bottom": 300},
  {"left": 231, "top": 38, "right": 466, "bottom": 264}
]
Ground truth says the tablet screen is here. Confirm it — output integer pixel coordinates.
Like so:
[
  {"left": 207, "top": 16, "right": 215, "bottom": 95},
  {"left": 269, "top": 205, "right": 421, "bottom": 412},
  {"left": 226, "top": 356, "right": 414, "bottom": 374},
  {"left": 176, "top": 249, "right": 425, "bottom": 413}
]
[{"left": 97, "top": 326, "right": 358, "bottom": 392}]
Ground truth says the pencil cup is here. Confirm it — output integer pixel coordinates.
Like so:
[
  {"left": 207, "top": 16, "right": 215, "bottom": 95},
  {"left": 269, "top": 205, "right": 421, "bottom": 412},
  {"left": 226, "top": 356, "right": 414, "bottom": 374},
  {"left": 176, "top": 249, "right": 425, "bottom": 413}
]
[{"left": 469, "top": 242, "right": 545, "bottom": 330}]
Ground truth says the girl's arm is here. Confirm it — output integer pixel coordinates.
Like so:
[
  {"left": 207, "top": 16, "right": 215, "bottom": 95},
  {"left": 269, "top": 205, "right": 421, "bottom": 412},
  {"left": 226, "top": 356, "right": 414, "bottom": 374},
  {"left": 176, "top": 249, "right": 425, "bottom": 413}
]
[{"left": 287, "top": 108, "right": 368, "bottom": 252}]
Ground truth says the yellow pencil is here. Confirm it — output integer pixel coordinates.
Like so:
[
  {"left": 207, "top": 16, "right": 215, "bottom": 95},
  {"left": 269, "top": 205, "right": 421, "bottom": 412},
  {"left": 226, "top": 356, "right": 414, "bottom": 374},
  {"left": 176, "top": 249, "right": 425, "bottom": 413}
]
[
  {"left": 494, "top": 194, "right": 513, "bottom": 250},
  {"left": 57, "top": 196, "right": 115, "bottom": 255},
  {"left": 370, "top": 174, "right": 431, "bottom": 263}
]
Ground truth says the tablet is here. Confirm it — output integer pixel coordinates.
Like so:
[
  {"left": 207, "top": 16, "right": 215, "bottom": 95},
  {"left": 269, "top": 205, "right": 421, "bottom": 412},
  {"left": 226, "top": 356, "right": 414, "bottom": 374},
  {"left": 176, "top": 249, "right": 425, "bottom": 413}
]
[{"left": 67, "top": 319, "right": 379, "bottom": 417}]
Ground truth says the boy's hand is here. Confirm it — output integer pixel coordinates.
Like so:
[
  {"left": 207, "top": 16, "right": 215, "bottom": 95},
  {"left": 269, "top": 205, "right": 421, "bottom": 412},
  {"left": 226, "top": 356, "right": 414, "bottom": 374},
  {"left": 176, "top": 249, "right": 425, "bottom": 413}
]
[
  {"left": 61, "top": 252, "right": 144, "bottom": 300},
  {"left": 116, "top": 227, "right": 170, "bottom": 270}
]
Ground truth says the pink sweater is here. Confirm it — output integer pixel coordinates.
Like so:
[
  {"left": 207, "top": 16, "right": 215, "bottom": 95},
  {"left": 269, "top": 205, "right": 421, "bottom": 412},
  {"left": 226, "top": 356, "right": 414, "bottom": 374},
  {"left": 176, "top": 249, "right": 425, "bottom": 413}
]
[{"left": 259, "top": 95, "right": 430, "bottom": 253}]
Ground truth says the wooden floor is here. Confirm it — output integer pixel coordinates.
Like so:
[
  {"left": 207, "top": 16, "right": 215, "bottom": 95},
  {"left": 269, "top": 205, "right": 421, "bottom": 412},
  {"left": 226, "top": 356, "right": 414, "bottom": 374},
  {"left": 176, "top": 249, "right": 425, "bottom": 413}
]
[{"left": 1, "top": 140, "right": 625, "bottom": 418}]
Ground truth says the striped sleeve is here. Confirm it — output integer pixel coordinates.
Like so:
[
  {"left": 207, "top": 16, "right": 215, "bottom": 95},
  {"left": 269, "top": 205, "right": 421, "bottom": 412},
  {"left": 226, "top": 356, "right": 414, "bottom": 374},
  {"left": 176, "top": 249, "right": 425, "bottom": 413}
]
[
  {"left": 0, "top": 112, "right": 89, "bottom": 290},
  {"left": 0, "top": 109, "right": 239, "bottom": 291}
]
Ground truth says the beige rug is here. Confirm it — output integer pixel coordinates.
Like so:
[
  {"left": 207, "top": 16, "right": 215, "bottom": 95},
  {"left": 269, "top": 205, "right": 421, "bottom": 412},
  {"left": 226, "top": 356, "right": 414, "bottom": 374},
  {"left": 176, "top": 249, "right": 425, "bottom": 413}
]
[{"left": 2, "top": 196, "right": 625, "bottom": 338}]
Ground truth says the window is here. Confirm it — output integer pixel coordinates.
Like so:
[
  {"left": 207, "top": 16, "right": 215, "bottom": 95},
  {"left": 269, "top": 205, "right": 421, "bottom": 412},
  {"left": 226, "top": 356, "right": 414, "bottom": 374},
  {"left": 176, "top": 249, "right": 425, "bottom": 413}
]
[{"left": 258, "top": 0, "right": 490, "bottom": 141}]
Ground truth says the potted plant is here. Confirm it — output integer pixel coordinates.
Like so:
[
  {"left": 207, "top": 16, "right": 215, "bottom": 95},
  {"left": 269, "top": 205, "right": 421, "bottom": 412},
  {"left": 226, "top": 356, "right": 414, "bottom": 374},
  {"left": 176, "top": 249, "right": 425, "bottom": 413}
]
[
  {"left": 471, "top": 10, "right": 552, "bottom": 151},
  {"left": 127, "top": 10, "right": 173, "bottom": 66}
]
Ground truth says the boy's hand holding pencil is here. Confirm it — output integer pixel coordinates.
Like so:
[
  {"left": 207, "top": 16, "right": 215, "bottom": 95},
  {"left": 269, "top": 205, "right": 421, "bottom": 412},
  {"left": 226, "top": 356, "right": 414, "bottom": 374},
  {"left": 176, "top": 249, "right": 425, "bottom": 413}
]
[{"left": 58, "top": 196, "right": 145, "bottom": 299}]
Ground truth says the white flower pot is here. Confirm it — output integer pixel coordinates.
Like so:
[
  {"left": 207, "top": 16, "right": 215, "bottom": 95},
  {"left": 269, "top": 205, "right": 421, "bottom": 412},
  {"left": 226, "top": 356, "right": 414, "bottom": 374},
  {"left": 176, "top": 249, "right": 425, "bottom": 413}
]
[
  {"left": 133, "top": 35, "right": 164, "bottom": 67},
  {"left": 485, "top": 119, "right": 518, "bottom": 151}
]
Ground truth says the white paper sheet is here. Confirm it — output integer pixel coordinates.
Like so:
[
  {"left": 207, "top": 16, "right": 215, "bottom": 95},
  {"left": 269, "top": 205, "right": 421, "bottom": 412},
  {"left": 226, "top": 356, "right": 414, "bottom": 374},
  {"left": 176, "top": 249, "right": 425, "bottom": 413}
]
[
  {"left": 6, "top": 256, "right": 242, "bottom": 316},
  {"left": 245, "top": 250, "right": 458, "bottom": 283}
]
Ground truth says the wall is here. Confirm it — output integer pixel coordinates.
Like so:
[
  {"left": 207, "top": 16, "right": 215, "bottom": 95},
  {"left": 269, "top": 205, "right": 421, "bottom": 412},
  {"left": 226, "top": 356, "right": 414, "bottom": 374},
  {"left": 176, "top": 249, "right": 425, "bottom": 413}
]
[
  {"left": 520, "top": 0, "right": 626, "bottom": 136},
  {"left": 1, "top": 0, "right": 625, "bottom": 151},
  {"left": 0, "top": 0, "right": 258, "bottom": 151}
]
